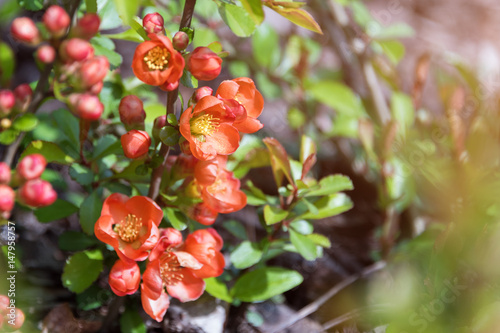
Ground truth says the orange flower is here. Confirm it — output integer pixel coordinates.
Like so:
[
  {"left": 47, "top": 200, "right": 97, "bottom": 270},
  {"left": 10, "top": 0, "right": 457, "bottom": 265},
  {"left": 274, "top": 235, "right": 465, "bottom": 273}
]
[
  {"left": 132, "top": 34, "right": 184, "bottom": 91},
  {"left": 94, "top": 194, "right": 163, "bottom": 262},
  {"left": 216, "top": 77, "right": 264, "bottom": 133},
  {"left": 179, "top": 96, "right": 240, "bottom": 161},
  {"left": 141, "top": 228, "right": 225, "bottom": 322},
  {"left": 108, "top": 259, "right": 141, "bottom": 296}
]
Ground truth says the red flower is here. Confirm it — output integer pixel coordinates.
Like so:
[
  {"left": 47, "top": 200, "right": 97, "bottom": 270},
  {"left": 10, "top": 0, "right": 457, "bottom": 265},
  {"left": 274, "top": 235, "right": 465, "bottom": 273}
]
[
  {"left": 141, "top": 228, "right": 225, "bottom": 322},
  {"left": 132, "top": 34, "right": 184, "bottom": 91},
  {"left": 108, "top": 259, "right": 141, "bottom": 296},
  {"left": 179, "top": 96, "right": 240, "bottom": 161},
  {"left": 94, "top": 194, "right": 163, "bottom": 262},
  {"left": 188, "top": 47, "right": 222, "bottom": 81},
  {"left": 121, "top": 130, "right": 151, "bottom": 159},
  {"left": 216, "top": 77, "right": 264, "bottom": 133}
]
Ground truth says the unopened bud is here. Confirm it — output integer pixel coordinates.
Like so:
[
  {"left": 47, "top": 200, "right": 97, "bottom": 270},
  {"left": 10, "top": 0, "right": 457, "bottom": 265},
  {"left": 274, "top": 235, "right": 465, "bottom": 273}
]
[
  {"left": 187, "top": 47, "right": 222, "bottom": 81},
  {"left": 36, "top": 44, "right": 56, "bottom": 64},
  {"left": 143, "top": 12, "right": 165, "bottom": 35},
  {"left": 14, "top": 84, "right": 33, "bottom": 111},
  {"left": 189, "top": 86, "right": 213, "bottom": 106},
  {"left": 70, "top": 93, "right": 104, "bottom": 120},
  {"left": 17, "top": 154, "right": 47, "bottom": 181},
  {"left": 73, "top": 13, "right": 100, "bottom": 40},
  {"left": 108, "top": 259, "right": 140, "bottom": 296},
  {"left": 119, "top": 95, "right": 146, "bottom": 129},
  {"left": 10, "top": 17, "right": 40, "bottom": 45},
  {"left": 5, "top": 308, "right": 25, "bottom": 331},
  {"left": 60, "top": 38, "right": 94, "bottom": 62},
  {"left": 152, "top": 115, "right": 167, "bottom": 144},
  {"left": 80, "top": 55, "right": 109, "bottom": 88},
  {"left": 18, "top": 179, "right": 57, "bottom": 207},
  {"left": 89, "top": 81, "right": 104, "bottom": 95},
  {"left": 0, "top": 185, "right": 15, "bottom": 213},
  {"left": 43, "top": 5, "right": 70, "bottom": 37},
  {"left": 0, "top": 90, "right": 15, "bottom": 116},
  {"left": 173, "top": 31, "right": 189, "bottom": 51},
  {"left": 0, "top": 162, "right": 11, "bottom": 185},
  {"left": 191, "top": 202, "right": 218, "bottom": 226},
  {"left": 121, "top": 130, "right": 151, "bottom": 159}
]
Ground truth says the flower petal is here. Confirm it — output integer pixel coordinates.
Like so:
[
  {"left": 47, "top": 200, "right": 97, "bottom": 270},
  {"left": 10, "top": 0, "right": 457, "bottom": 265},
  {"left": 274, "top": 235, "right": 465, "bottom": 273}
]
[
  {"left": 142, "top": 260, "right": 164, "bottom": 300},
  {"left": 126, "top": 196, "right": 163, "bottom": 226},
  {"left": 173, "top": 251, "right": 203, "bottom": 270},
  {"left": 205, "top": 123, "right": 240, "bottom": 156},
  {"left": 94, "top": 215, "right": 119, "bottom": 248},
  {"left": 234, "top": 117, "right": 264, "bottom": 134},
  {"left": 141, "top": 285, "right": 169, "bottom": 322},
  {"left": 166, "top": 269, "right": 205, "bottom": 302}
]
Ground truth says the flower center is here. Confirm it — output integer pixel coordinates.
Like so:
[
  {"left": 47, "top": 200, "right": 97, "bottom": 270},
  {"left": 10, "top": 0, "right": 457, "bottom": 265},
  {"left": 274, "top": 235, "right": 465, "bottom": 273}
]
[
  {"left": 190, "top": 114, "right": 220, "bottom": 137},
  {"left": 114, "top": 214, "right": 142, "bottom": 242},
  {"left": 160, "top": 252, "right": 184, "bottom": 286},
  {"left": 144, "top": 46, "right": 170, "bottom": 71}
]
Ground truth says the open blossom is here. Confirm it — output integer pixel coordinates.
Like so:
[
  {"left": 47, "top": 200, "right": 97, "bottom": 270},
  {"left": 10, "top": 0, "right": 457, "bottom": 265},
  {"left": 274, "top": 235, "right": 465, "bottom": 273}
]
[
  {"left": 132, "top": 33, "right": 184, "bottom": 91},
  {"left": 141, "top": 228, "right": 224, "bottom": 322},
  {"left": 179, "top": 96, "right": 240, "bottom": 161},
  {"left": 109, "top": 259, "right": 141, "bottom": 296},
  {"left": 94, "top": 194, "right": 163, "bottom": 262},
  {"left": 216, "top": 77, "right": 264, "bottom": 133}
]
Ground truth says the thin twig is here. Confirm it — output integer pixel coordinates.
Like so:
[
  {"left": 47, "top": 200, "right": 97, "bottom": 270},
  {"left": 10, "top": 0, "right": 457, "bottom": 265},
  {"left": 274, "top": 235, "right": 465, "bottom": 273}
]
[
  {"left": 268, "top": 261, "right": 386, "bottom": 333},
  {"left": 321, "top": 304, "right": 389, "bottom": 330}
]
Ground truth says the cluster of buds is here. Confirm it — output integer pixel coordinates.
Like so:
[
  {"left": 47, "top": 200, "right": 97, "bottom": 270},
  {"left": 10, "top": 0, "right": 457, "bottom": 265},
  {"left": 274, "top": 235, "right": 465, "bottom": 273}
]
[
  {"left": 118, "top": 95, "right": 151, "bottom": 159},
  {"left": 0, "top": 84, "right": 33, "bottom": 131},
  {"left": 94, "top": 194, "right": 225, "bottom": 322},
  {"left": 131, "top": 13, "right": 223, "bottom": 91},
  {"left": 0, "top": 155, "right": 57, "bottom": 219},
  {"left": 0, "top": 295, "right": 25, "bottom": 331},
  {"left": 10, "top": 6, "right": 107, "bottom": 121}
]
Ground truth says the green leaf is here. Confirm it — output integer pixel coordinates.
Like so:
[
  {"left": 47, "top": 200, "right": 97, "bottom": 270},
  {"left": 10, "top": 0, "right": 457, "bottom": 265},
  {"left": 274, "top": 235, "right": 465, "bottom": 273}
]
[
  {"left": 53, "top": 108, "right": 79, "bottom": 149},
  {"left": 218, "top": 3, "right": 257, "bottom": 37},
  {"left": 231, "top": 267, "right": 303, "bottom": 302},
  {"left": 164, "top": 207, "right": 187, "bottom": 230},
  {"left": 370, "top": 23, "right": 415, "bottom": 40},
  {"left": 12, "top": 113, "right": 38, "bottom": 132},
  {"left": 204, "top": 277, "right": 233, "bottom": 303},
  {"left": 69, "top": 164, "right": 95, "bottom": 186},
  {"left": 264, "top": 205, "right": 289, "bottom": 225},
  {"left": 21, "top": 141, "right": 75, "bottom": 165},
  {"left": 17, "top": 0, "right": 43, "bottom": 11},
  {"left": 264, "top": 3, "right": 322, "bottom": 34},
  {"left": 300, "top": 135, "right": 316, "bottom": 164},
  {"left": 307, "top": 233, "right": 331, "bottom": 248},
  {"left": 304, "top": 175, "right": 353, "bottom": 197},
  {"left": 85, "top": 0, "right": 98, "bottom": 13},
  {"left": 120, "top": 307, "right": 146, "bottom": 333},
  {"left": 0, "top": 129, "right": 19, "bottom": 145},
  {"left": 77, "top": 284, "right": 111, "bottom": 311},
  {"left": 290, "top": 228, "right": 318, "bottom": 260},
  {"left": 104, "top": 28, "right": 145, "bottom": 43},
  {"left": 377, "top": 40, "right": 405, "bottom": 65},
  {"left": 240, "top": 0, "right": 264, "bottom": 24},
  {"left": 62, "top": 250, "right": 103, "bottom": 293},
  {"left": 0, "top": 42, "right": 15, "bottom": 85},
  {"left": 92, "top": 42, "right": 123, "bottom": 69},
  {"left": 167, "top": 114, "right": 178, "bottom": 126},
  {"left": 112, "top": 0, "right": 141, "bottom": 26},
  {"left": 35, "top": 199, "right": 79, "bottom": 223},
  {"left": 223, "top": 220, "right": 248, "bottom": 240},
  {"left": 130, "top": 17, "right": 149, "bottom": 41},
  {"left": 308, "top": 81, "right": 365, "bottom": 117},
  {"left": 288, "top": 107, "right": 306, "bottom": 129},
  {"left": 92, "top": 135, "right": 122, "bottom": 161},
  {"left": 289, "top": 220, "right": 313, "bottom": 235},
  {"left": 252, "top": 24, "right": 280, "bottom": 69},
  {"left": 299, "top": 193, "right": 353, "bottom": 220},
  {"left": 180, "top": 69, "right": 198, "bottom": 88},
  {"left": 159, "top": 126, "right": 180, "bottom": 146},
  {"left": 80, "top": 190, "right": 103, "bottom": 235},
  {"left": 230, "top": 241, "right": 263, "bottom": 269},
  {"left": 263, "top": 137, "right": 293, "bottom": 187},
  {"left": 59, "top": 231, "right": 98, "bottom": 251},
  {"left": 391, "top": 92, "right": 414, "bottom": 139}
]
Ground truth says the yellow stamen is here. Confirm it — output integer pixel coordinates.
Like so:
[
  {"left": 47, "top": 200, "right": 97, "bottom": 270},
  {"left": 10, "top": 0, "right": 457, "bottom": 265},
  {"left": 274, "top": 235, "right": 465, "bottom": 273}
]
[
  {"left": 144, "top": 46, "right": 170, "bottom": 71},
  {"left": 190, "top": 113, "right": 220, "bottom": 136},
  {"left": 114, "top": 214, "right": 142, "bottom": 242},
  {"left": 160, "top": 252, "right": 184, "bottom": 286}
]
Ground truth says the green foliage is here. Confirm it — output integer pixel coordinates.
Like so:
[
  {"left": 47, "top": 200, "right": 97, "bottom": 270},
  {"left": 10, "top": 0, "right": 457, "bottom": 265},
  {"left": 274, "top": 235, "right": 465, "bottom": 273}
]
[
  {"left": 34, "top": 199, "right": 79, "bottom": 223},
  {"left": 69, "top": 164, "right": 95, "bottom": 186},
  {"left": 218, "top": 3, "right": 257, "bottom": 37},
  {"left": 159, "top": 126, "right": 181, "bottom": 146},
  {"left": 62, "top": 250, "right": 103, "bottom": 293},
  {"left": 58, "top": 231, "right": 98, "bottom": 252},
  {"left": 290, "top": 228, "right": 319, "bottom": 260},
  {"left": 0, "top": 42, "right": 14, "bottom": 85},
  {"left": 120, "top": 306, "right": 146, "bottom": 333},
  {"left": 163, "top": 207, "right": 188, "bottom": 230},
  {"left": 230, "top": 241, "right": 263, "bottom": 269},
  {"left": 17, "top": 0, "right": 42, "bottom": 11},
  {"left": 308, "top": 81, "right": 365, "bottom": 117},
  {"left": 264, "top": 205, "right": 288, "bottom": 225},
  {"left": 205, "top": 277, "right": 233, "bottom": 303},
  {"left": 12, "top": 114, "right": 38, "bottom": 132},
  {"left": 298, "top": 193, "right": 353, "bottom": 220},
  {"left": 22, "top": 141, "right": 75, "bottom": 165},
  {"left": 80, "top": 190, "right": 103, "bottom": 235}
]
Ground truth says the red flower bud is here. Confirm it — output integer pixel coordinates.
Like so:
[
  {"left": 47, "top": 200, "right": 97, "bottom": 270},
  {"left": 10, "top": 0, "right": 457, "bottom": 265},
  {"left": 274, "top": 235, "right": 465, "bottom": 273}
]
[
  {"left": 0, "top": 90, "right": 15, "bottom": 116},
  {"left": 0, "top": 163, "right": 11, "bottom": 185},
  {"left": 18, "top": 179, "right": 57, "bottom": 207},
  {"left": 36, "top": 44, "right": 56, "bottom": 64},
  {"left": 10, "top": 17, "right": 40, "bottom": 45},
  {"left": 60, "top": 38, "right": 94, "bottom": 62},
  {"left": 80, "top": 56, "right": 109, "bottom": 88},
  {"left": 70, "top": 93, "right": 104, "bottom": 120},
  {"left": 17, "top": 154, "right": 47, "bottom": 181},
  {"left": 89, "top": 81, "right": 104, "bottom": 95},
  {"left": 152, "top": 115, "right": 167, "bottom": 143},
  {"left": 4, "top": 308, "right": 25, "bottom": 331},
  {"left": 172, "top": 31, "right": 189, "bottom": 51},
  {"left": 188, "top": 47, "right": 222, "bottom": 81},
  {"left": 121, "top": 130, "right": 151, "bottom": 159},
  {"left": 43, "top": 5, "right": 70, "bottom": 37},
  {"left": 119, "top": 95, "right": 146, "bottom": 128},
  {"left": 0, "top": 185, "right": 15, "bottom": 212},
  {"left": 14, "top": 84, "right": 33, "bottom": 111},
  {"left": 189, "top": 86, "right": 213, "bottom": 105},
  {"left": 73, "top": 13, "right": 100, "bottom": 40},
  {"left": 143, "top": 12, "right": 165, "bottom": 35},
  {"left": 109, "top": 259, "right": 141, "bottom": 296}
]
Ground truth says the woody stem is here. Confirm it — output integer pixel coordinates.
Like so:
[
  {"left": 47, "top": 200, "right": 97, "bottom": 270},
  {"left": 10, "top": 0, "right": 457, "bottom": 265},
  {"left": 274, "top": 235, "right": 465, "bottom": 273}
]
[{"left": 147, "top": 0, "right": 197, "bottom": 201}]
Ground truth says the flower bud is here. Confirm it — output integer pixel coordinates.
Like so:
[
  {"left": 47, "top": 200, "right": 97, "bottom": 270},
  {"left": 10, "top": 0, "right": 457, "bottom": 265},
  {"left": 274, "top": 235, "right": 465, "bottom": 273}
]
[
  {"left": 152, "top": 115, "right": 167, "bottom": 143},
  {"left": 172, "top": 31, "right": 189, "bottom": 51},
  {"left": 0, "top": 185, "right": 15, "bottom": 213},
  {"left": 18, "top": 179, "right": 57, "bottom": 207},
  {"left": 70, "top": 93, "right": 104, "bottom": 120},
  {"left": 143, "top": 12, "right": 165, "bottom": 35},
  {"left": 10, "top": 17, "right": 40, "bottom": 45},
  {"left": 0, "top": 163, "right": 11, "bottom": 185},
  {"left": 80, "top": 56, "right": 109, "bottom": 88},
  {"left": 121, "top": 130, "right": 151, "bottom": 159},
  {"left": 0, "top": 90, "right": 15, "bottom": 116},
  {"left": 191, "top": 202, "right": 218, "bottom": 225},
  {"left": 14, "top": 84, "right": 33, "bottom": 111},
  {"left": 17, "top": 154, "right": 47, "bottom": 181},
  {"left": 36, "top": 44, "right": 56, "bottom": 64},
  {"left": 73, "top": 13, "right": 100, "bottom": 40},
  {"left": 119, "top": 95, "right": 146, "bottom": 129},
  {"left": 60, "top": 38, "right": 94, "bottom": 62},
  {"left": 188, "top": 47, "right": 222, "bottom": 81},
  {"left": 109, "top": 259, "right": 141, "bottom": 296},
  {"left": 189, "top": 86, "right": 213, "bottom": 106},
  {"left": 89, "top": 81, "right": 104, "bottom": 95},
  {"left": 43, "top": 5, "right": 70, "bottom": 37}
]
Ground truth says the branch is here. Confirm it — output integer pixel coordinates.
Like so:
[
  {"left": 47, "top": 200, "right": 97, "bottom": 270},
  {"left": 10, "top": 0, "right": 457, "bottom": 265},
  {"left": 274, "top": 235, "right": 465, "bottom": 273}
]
[{"left": 268, "top": 261, "right": 386, "bottom": 333}]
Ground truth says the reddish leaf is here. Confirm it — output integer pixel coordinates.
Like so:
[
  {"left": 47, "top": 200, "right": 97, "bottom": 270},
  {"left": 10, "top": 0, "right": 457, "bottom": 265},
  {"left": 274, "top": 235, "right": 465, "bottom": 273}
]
[
  {"left": 263, "top": 137, "right": 294, "bottom": 188},
  {"left": 264, "top": 2, "right": 323, "bottom": 34}
]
